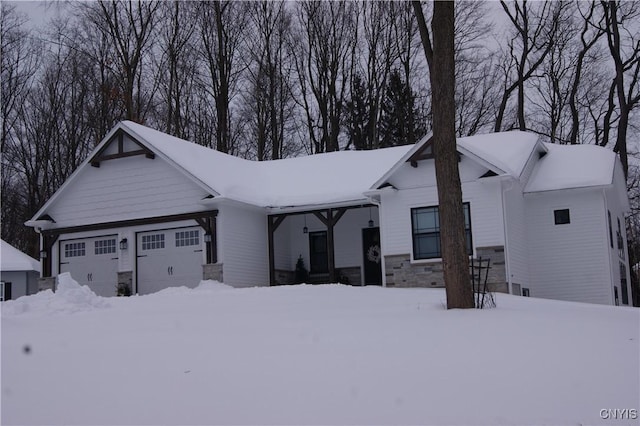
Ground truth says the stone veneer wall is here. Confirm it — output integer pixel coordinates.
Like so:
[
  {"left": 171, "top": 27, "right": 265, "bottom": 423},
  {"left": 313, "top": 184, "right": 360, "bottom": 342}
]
[
  {"left": 274, "top": 269, "right": 295, "bottom": 285},
  {"left": 203, "top": 263, "right": 223, "bottom": 282},
  {"left": 384, "top": 246, "right": 507, "bottom": 293},
  {"left": 118, "top": 271, "right": 133, "bottom": 293},
  {"left": 337, "top": 266, "right": 362, "bottom": 285}
]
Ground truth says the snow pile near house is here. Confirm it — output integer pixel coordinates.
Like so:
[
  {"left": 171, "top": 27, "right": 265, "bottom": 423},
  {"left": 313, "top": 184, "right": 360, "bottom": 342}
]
[
  {"left": 3, "top": 284, "right": 637, "bottom": 425},
  {"left": 0, "top": 238, "right": 40, "bottom": 272},
  {"left": 1, "top": 272, "right": 109, "bottom": 315}
]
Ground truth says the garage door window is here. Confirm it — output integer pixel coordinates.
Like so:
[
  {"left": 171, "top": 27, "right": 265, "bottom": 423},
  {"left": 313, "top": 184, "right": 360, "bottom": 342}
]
[
  {"left": 65, "top": 242, "right": 86, "bottom": 257},
  {"left": 95, "top": 239, "right": 116, "bottom": 255},
  {"left": 176, "top": 230, "right": 199, "bottom": 247},
  {"left": 142, "top": 234, "right": 165, "bottom": 250}
]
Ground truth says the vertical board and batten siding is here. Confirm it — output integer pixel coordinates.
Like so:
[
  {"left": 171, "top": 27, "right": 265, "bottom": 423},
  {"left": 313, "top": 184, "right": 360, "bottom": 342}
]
[
  {"left": 45, "top": 155, "right": 211, "bottom": 228},
  {"left": 380, "top": 158, "right": 506, "bottom": 258},
  {"left": 524, "top": 189, "right": 611, "bottom": 304},
  {"left": 502, "top": 180, "right": 530, "bottom": 291},
  {"left": 217, "top": 203, "right": 268, "bottom": 287}
]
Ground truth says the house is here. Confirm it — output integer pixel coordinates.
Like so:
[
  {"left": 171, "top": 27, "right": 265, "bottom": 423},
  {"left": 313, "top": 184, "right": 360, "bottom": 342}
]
[
  {"left": 26, "top": 121, "right": 632, "bottom": 306},
  {"left": 1, "top": 239, "right": 40, "bottom": 301}
]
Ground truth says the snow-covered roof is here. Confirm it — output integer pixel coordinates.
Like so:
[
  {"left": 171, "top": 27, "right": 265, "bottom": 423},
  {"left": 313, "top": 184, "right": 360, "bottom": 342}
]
[
  {"left": 122, "top": 121, "right": 412, "bottom": 207},
  {"left": 457, "top": 131, "right": 542, "bottom": 178},
  {"left": 525, "top": 143, "right": 615, "bottom": 193},
  {"left": 1, "top": 239, "right": 40, "bottom": 272}
]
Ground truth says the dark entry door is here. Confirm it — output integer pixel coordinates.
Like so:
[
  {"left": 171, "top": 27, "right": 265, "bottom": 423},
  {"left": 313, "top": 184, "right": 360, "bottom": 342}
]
[
  {"left": 309, "top": 231, "right": 328, "bottom": 274},
  {"left": 362, "top": 227, "right": 382, "bottom": 285}
]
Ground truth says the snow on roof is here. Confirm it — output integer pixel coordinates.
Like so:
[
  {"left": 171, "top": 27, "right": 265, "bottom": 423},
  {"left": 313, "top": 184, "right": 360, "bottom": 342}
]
[
  {"left": 525, "top": 143, "right": 615, "bottom": 193},
  {"left": 122, "top": 121, "right": 412, "bottom": 207},
  {"left": 458, "top": 131, "right": 541, "bottom": 177},
  {"left": 1, "top": 239, "right": 40, "bottom": 272}
]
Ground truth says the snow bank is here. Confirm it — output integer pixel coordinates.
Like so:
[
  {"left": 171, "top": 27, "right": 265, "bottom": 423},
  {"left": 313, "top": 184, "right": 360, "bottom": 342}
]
[{"left": 1, "top": 272, "right": 109, "bottom": 316}]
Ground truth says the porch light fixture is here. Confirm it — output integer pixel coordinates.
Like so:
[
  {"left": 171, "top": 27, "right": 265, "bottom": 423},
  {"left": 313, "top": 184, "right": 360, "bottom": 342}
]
[
  {"left": 119, "top": 238, "right": 128, "bottom": 250},
  {"left": 303, "top": 214, "right": 308, "bottom": 234},
  {"left": 204, "top": 233, "right": 212, "bottom": 243},
  {"left": 39, "top": 249, "right": 48, "bottom": 259},
  {"left": 368, "top": 207, "right": 374, "bottom": 228}
]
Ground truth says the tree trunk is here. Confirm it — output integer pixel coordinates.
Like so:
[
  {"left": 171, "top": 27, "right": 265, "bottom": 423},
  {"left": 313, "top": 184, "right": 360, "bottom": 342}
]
[{"left": 414, "top": 0, "right": 474, "bottom": 309}]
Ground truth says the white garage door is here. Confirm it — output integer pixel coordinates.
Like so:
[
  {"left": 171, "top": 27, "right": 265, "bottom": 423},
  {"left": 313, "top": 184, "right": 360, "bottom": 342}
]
[
  {"left": 60, "top": 235, "right": 119, "bottom": 297},
  {"left": 136, "top": 226, "right": 204, "bottom": 295}
]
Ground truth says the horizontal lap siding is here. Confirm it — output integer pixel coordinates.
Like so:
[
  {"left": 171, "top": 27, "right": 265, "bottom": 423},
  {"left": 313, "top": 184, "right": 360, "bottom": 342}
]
[
  {"left": 503, "top": 181, "right": 530, "bottom": 290},
  {"left": 218, "top": 204, "right": 268, "bottom": 287},
  {"left": 47, "top": 156, "right": 210, "bottom": 228},
  {"left": 525, "top": 190, "right": 610, "bottom": 304},
  {"left": 381, "top": 158, "right": 505, "bottom": 257}
]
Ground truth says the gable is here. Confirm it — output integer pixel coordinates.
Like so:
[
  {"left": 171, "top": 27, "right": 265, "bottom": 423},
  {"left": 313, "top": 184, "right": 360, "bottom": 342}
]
[{"left": 89, "top": 128, "right": 155, "bottom": 168}]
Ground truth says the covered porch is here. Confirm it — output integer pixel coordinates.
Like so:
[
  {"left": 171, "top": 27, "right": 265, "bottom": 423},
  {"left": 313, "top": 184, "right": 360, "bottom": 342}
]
[{"left": 268, "top": 204, "right": 382, "bottom": 286}]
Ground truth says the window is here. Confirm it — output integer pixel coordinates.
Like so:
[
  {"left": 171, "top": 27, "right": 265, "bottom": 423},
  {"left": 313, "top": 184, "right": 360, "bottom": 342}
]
[
  {"left": 522, "top": 288, "right": 530, "bottom": 297},
  {"left": 0, "top": 281, "right": 9, "bottom": 301},
  {"left": 620, "top": 262, "right": 629, "bottom": 305},
  {"left": 95, "top": 239, "right": 116, "bottom": 255},
  {"left": 176, "top": 230, "right": 199, "bottom": 247},
  {"left": 617, "top": 218, "right": 625, "bottom": 259},
  {"left": 411, "top": 203, "right": 472, "bottom": 260},
  {"left": 608, "top": 211, "right": 613, "bottom": 248},
  {"left": 65, "top": 242, "right": 85, "bottom": 257},
  {"left": 554, "top": 209, "right": 570, "bottom": 225},
  {"left": 614, "top": 287, "right": 619, "bottom": 306},
  {"left": 142, "top": 234, "right": 165, "bottom": 250}
]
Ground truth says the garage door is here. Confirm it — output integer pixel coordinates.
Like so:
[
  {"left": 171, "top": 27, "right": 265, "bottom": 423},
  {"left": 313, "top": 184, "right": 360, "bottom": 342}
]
[
  {"left": 60, "top": 235, "right": 119, "bottom": 297},
  {"left": 136, "top": 227, "right": 204, "bottom": 295}
]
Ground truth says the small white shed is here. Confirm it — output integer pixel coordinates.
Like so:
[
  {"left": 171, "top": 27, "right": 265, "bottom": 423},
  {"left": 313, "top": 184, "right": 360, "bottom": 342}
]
[{"left": 1, "top": 239, "right": 40, "bottom": 301}]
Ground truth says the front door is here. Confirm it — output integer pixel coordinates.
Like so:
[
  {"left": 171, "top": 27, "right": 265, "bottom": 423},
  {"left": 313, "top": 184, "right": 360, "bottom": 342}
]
[
  {"left": 362, "top": 227, "right": 382, "bottom": 285},
  {"left": 309, "top": 231, "right": 328, "bottom": 274}
]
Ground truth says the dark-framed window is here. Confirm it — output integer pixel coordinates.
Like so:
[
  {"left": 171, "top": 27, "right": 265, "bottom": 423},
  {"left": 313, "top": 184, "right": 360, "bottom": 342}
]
[
  {"left": 554, "top": 209, "right": 570, "bottom": 225},
  {"left": 411, "top": 203, "right": 472, "bottom": 260},
  {"left": 620, "top": 262, "right": 629, "bottom": 305}
]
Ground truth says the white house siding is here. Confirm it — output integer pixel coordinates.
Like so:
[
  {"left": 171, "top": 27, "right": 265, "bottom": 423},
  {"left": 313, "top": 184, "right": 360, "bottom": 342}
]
[
  {"left": 380, "top": 159, "right": 506, "bottom": 258},
  {"left": 502, "top": 179, "right": 531, "bottom": 293},
  {"left": 45, "top": 155, "right": 211, "bottom": 228},
  {"left": 524, "top": 189, "right": 611, "bottom": 304},
  {"left": 217, "top": 202, "right": 268, "bottom": 287},
  {"left": 1, "top": 271, "right": 39, "bottom": 300},
  {"left": 605, "top": 163, "right": 632, "bottom": 305}
]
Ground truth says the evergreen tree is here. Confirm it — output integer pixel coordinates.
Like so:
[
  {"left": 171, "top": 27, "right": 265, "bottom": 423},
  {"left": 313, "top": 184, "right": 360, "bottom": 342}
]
[
  {"left": 344, "top": 74, "right": 370, "bottom": 150},
  {"left": 379, "top": 68, "right": 425, "bottom": 147}
]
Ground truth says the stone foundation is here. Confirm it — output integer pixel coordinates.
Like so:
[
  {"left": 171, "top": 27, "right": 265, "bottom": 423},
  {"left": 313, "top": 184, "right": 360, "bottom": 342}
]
[
  {"left": 203, "top": 263, "right": 223, "bottom": 282},
  {"left": 117, "top": 271, "right": 133, "bottom": 295},
  {"left": 337, "top": 266, "right": 362, "bottom": 285},
  {"left": 274, "top": 269, "right": 295, "bottom": 285},
  {"left": 384, "top": 246, "right": 507, "bottom": 293},
  {"left": 38, "top": 277, "right": 56, "bottom": 292}
]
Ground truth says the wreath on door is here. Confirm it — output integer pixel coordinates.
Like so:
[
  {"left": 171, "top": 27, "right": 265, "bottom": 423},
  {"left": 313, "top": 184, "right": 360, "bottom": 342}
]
[{"left": 367, "top": 244, "right": 381, "bottom": 264}]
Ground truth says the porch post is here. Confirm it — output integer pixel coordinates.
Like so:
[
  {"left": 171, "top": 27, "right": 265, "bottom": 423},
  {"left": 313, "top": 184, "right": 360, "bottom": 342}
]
[
  {"left": 268, "top": 215, "right": 286, "bottom": 286},
  {"left": 326, "top": 209, "right": 335, "bottom": 283}
]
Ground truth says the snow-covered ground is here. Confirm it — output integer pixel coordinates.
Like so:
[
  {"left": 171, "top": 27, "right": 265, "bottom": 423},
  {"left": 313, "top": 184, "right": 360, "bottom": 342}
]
[{"left": 2, "top": 274, "right": 639, "bottom": 425}]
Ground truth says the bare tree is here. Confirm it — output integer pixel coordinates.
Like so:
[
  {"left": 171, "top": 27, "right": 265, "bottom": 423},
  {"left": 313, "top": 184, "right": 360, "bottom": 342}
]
[
  {"left": 601, "top": 0, "right": 640, "bottom": 179},
  {"left": 197, "top": 1, "right": 248, "bottom": 154},
  {"left": 414, "top": 0, "right": 474, "bottom": 309},
  {"left": 78, "top": 0, "right": 160, "bottom": 123},
  {"left": 495, "top": 0, "right": 567, "bottom": 132},
  {"left": 292, "top": 1, "right": 356, "bottom": 153}
]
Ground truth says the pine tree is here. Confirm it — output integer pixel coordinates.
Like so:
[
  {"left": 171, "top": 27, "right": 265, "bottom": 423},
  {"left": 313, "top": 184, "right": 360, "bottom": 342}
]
[
  {"left": 344, "top": 74, "right": 370, "bottom": 150},
  {"left": 379, "top": 68, "right": 425, "bottom": 147}
]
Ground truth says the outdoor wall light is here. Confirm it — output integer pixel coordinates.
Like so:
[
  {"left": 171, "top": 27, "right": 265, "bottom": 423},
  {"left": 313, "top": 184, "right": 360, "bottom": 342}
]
[
  {"left": 303, "top": 214, "right": 308, "bottom": 234},
  {"left": 204, "top": 233, "right": 212, "bottom": 243},
  {"left": 368, "top": 207, "right": 374, "bottom": 228},
  {"left": 39, "top": 249, "right": 48, "bottom": 259},
  {"left": 119, "top": 238, "right": 128, "bottom": 250}
]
